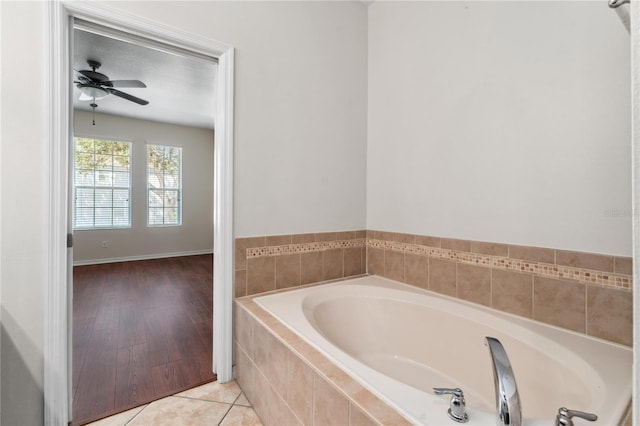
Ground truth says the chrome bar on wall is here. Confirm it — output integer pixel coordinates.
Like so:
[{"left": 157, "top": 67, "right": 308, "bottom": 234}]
[{"left": 609, "top": 0, "right": 631, "bottom": 33}]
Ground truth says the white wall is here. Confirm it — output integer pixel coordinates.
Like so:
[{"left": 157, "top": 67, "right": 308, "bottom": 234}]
[
  {"left": 1, "top": 2, "right": 46, "bottom": 424},
  {"left": 367, "top": 1, "right": 632, "bottom": 256},
  {"left": 113, "top": 1, "right": 369, "bottom": 237},
  {"left": 73, "top": 111, "right": 214, "bottom": 263}
]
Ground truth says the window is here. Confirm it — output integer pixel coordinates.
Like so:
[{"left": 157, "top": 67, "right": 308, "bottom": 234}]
[
  {"left": 73, "top": 137, "right": 132, "bottom": 229},
  {"left": 147, "top": 144, "right": 182, "bottom": 226}
]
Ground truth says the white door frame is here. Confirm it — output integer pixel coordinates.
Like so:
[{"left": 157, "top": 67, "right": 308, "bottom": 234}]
[{"left": 45, "top": 2, "right": 235, "bottom": 424}]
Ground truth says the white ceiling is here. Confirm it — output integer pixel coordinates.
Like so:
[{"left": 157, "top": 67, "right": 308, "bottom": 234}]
[{"left": 73, "top": 28, "right": 217, "bottom": 130}]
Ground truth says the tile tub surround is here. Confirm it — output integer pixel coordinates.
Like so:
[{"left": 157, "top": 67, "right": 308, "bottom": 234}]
[
  {"left": 234, "top": 296, "right": 412, "bottom": 426},
  {"left": 366, "top": 230, "right": 633, "bottom": 346},
  {"left": 235, "top": 231, "right": 367, "bottom": 298},
  {"left": 234, "top": 230, "right": 632, "bottom": 345}
]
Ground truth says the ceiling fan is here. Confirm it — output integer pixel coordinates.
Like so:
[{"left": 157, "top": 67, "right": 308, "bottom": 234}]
[{"left": 75, "top": 60, "right": 149, "bottom": 125}]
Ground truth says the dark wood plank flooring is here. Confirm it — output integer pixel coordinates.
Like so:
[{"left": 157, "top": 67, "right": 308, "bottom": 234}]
[{"left": 72, "top": 255, "right": 216, "bottom": 425}]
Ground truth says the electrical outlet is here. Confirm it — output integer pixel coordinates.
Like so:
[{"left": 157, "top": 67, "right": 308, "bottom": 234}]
[{"left": 101, "top": 241, "right": 109, "bottom": 248}]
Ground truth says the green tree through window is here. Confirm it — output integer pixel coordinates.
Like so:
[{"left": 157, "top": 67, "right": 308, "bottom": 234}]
[
  {"left": 73, "top": 137, "right": 131, "bottom": 229},
  {"left": 147, "top": 144, "right": 182, "bottom": 226}
]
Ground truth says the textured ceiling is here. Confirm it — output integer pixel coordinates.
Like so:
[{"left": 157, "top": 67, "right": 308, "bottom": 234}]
[{"left": 73, "top": 28, "right": 217, "bottom": 130}]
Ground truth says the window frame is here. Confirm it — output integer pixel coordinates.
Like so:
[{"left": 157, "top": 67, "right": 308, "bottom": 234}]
[
  {"left": 146, "top": 143, "right": 183, "bottom": 227},
  {"left": 72, "top": 136, "right": 133, "bottom": 230}
]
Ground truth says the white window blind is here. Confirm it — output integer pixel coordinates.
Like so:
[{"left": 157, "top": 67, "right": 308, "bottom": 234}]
[
  {"left": 147, "top": 144, "right": 182, "bottom": 226},
  {"left": 73, "top": 137, "right": 132, "bottom": 229}
]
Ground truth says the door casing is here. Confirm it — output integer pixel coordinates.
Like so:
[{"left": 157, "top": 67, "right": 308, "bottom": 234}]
[{"left": 45, "top": 2, "right": 235, "bottom": 424}]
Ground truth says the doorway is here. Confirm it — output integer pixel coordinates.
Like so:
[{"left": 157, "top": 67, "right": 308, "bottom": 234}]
[{"left": 46, "top": 2, "right": 235, "bottom": 424}]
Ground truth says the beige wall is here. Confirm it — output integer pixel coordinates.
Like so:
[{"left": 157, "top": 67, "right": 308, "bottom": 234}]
[
  {"left": 367, "top": 1, "right": 632, "bottom": 256},
  {"left": 73, "top": 111, "right": 214, "bottom": 263}
]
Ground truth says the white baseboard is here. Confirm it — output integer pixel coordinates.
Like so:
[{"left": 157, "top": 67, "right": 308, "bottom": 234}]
[{"left": 73, "top": 249, "right": 214, "bottom": 266}]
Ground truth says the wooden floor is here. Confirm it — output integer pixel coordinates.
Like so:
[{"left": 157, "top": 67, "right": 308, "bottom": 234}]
[{"left": 72, "top": 255, "right": 216, "bottom": 425}]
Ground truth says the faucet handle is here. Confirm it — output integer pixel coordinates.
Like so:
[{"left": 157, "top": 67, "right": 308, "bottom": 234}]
[
  {"left": 433, "top": 387, "right": 469, "bottom": 423},
  {"left": 556, "top": 407, "right": 598, "bottom": 426}
]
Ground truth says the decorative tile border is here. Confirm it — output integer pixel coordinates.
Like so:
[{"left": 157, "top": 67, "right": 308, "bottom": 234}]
[
  {"left": 237, "top": 231, "right": 631, "bottom": 293},
  {"left": 367, "top": 238, "right": 631, "bottom": 291},
  {"left": 246, "top": 238, "right": 366, "bottom": 258}
]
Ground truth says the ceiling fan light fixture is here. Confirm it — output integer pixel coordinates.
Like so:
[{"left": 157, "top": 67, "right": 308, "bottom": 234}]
[{"left": 78, "top": 84, "right": 109, "bottom": 100}]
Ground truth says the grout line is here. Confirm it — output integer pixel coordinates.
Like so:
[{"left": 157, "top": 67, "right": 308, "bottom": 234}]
[
  {"left": 215, "top": 401, "right": 235, "bottom": 426},
  {"left": 123, "top": 404, "right": 148, "bottom": 426}
]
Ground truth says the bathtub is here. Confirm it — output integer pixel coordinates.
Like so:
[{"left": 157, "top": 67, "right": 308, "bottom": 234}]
[{"left": 254, "top": 275, "right": 632, "bottom": 425}]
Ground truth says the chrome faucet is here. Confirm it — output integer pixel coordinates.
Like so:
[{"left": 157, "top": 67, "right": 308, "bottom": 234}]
[{"left": 485, "top": 337, "right": 522, "bottom": 426}]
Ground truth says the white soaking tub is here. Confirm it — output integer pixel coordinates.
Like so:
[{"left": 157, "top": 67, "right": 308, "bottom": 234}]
[{"left": 254, "top": 275, "right": 632, "bottom": 426}]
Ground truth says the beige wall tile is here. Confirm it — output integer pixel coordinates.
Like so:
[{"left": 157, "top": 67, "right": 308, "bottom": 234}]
[
  {"left": 441, "top": 238, "right": 471, "bottom": 252},
  {"left": 234, "top": 344, "right": 254, "bottom": 404},
  {"left": 378, "top": 231, "right": 395, "bottom": 241},
  {"left": 457, "top": 263, "right": 491, "bottom": 307},
  {"left": 301, "top": 251, "right": 323, "bottom": 285},
  {"left": 337, "top": 231, "right": 357, "bottom": 240},
  {"left": 253, "top": 322, "right": 269, "bottom": 374},
  {"left": 404, "top": 253, "right": 428, "bottom": 290},
  {"left": 234, "top": 305, "right": 254, "bottom": 358},
  {"left": 236, "top": 237, "right": 266, "bottom": 270},
  {"left": 367, "top": 230, "right": 384, "bottom": 240},
  {"left": 415, "top": 235, "right": 441, "bottom": 248},
  {"left": 252, "top": 370, "right": 270, "bottom": 424},
  {"left": 291, "top": 233, "right": 316, "bottom": 244},
  {"left": 265, "top": 234, "right": 292, "bottom": 246},
  {"left": 614, "top": 256, "right": 633, "bottom": 275},
  {"left": 276, "top": 254, "right": 301, "bottom": 290},
  {"left": 508, "top": 244, "right": 554, "bottom": 264},
  {"left": 355, "top": 230, "right": 366, "bottom": 239},
  {"left": 324, "top": 248, "right": 344, "bottom": 280},
  {"left": 471, "top": 241, "right": 508, "bottom": 257},
  {"left": 367, "top": 247, "right": 384, "bottom": 276},
  {"left": 384, "top": 250, "right": 404, "bottom": 281},
  {"left": 349, "top": 404, "right": 377, "bottom": 426},
  {"left": 533, "top": 277, "right": 586, "bottom": 333},
  {"left": 491, "top": 269, "right": 533, "bottom": 318},
  {"left": 235, "top": 269, "right": 247, "bottom": 298},
  {"left": 315, "top": 232, "right": 338, "bottom": 242},
  {"left": 266, "top": 333, "right": 288, "bottom": 398},
  {"left": 344, "top": 247, "right": 364, "bottom": 277},
  {"left": 313, "top": 374, "right": 349, "bottom": 426},
  {"left": 287, "top": 352, "right": 313, "bottom": 425},
  {"left": 247, "top": 256, "right": 276, "bottom": 296},
  {"left": 587, "top": 286, "right": 632, "bottom": 346},
  {"left": 555, "top": 250, "right": 614, "bottom": 273},
  {"left": 390, "top": 232, "right": 415, "bottom": 243},
  {"left": 268, "top": 390, "right": 299, "bottom": 426},
  {"left": 429, "top": 258, "right": 456, "bottom": 297}
]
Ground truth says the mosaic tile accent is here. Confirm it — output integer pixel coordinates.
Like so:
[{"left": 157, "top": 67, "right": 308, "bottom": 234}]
[
  {"left": 366, "top": 238, "right": 631, "bottom": 291},
  {"left": 246, "top": 238, "right": 366, "bottom": 258}
]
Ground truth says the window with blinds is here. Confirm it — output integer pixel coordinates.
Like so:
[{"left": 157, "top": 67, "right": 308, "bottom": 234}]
[
  {"left": 73, "top": 137, "right": 132, "bottom": 229},
  {"left": 147, "top": 144, "right": 182, "bottom": 226}
]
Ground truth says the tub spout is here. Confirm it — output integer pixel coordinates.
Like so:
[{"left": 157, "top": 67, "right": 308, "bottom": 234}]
[{"left": 485, "top": 337, "right": 522, "bottom": 426}]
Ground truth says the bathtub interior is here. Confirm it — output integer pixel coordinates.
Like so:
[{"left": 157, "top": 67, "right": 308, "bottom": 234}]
[{"left": 303, "top": 295, "right": 598, "bottom": 419}]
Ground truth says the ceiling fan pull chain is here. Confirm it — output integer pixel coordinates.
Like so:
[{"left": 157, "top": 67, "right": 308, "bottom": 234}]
[{"left": 90, "top": 99, "right": 97, "bottom": 125}]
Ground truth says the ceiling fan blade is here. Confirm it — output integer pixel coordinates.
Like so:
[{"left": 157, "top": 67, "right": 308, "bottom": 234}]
[
  {"left": 108, "top": 88, "right": 149, "bottom": 105},
  {"left": 78, "top": 69, "right": 109, "bottom": 82},
  {"left": 107, "top": 80, "right": 147, "bottom": 88}
]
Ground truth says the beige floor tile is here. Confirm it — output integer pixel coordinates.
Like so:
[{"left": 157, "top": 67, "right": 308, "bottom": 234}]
[
  {"left": 234, "top": 392, "right": 251, "bottom": 407},
  {"left": 175, "top": 380, "right": 242, "bottom": 404},
  {"left": 219, "top": 405, "right": 262, "bottom": 426},
  {"left": 85, "top": 405, "right": 148, "bottom": 426},
  {"left": 128, "top": 396, "right": 230, "bottom": 426}
]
